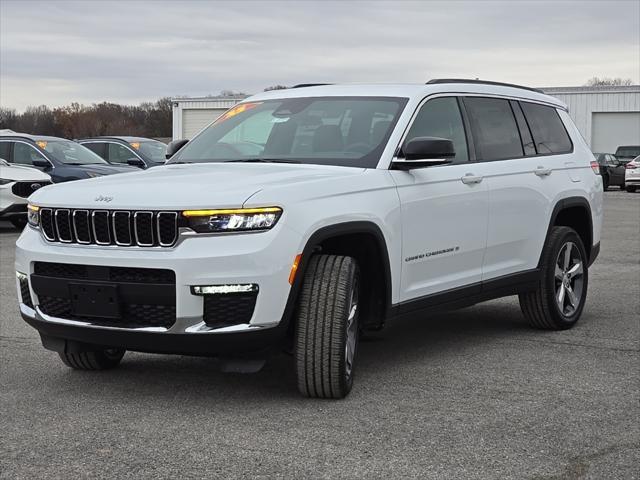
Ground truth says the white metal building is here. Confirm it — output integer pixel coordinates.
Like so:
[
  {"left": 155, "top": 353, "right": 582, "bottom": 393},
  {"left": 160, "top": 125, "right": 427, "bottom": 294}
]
[
  {"left": 171, "top": 96, "right": 246, "bottom": 140},
  {"left": 172, "top": 86, "right": 640, "bottom": 153}
]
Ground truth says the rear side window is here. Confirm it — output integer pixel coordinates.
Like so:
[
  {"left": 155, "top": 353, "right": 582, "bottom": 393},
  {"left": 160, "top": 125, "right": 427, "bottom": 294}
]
[
  {"left": 520, "top": 102, "right": 572, "bottom": 154},
  {"left": 404, "top": 97, "right": 469, "bottom": 163},
  {"left": 463, "top": 97, "right": 523, "bottom": 161}
]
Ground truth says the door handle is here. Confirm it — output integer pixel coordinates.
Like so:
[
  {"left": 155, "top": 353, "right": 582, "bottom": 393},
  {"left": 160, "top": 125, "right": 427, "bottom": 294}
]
[
  {"left": 534, "top": 167, "right": 552, "bottom": 177},
  {"left": 461, "top": 174, "right": 483, "bottom": 185}
]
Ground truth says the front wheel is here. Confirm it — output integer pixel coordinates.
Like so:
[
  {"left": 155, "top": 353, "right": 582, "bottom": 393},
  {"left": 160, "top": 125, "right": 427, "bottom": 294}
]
[
  {"left": 10, "top": 217, "right": 27, "bottom": 230},
  {"left": 519, "top": 226, "right": 588, "bottom": 330},
  {"left": 294, "top": 255, "right": 360, "bottom": 399},
  {"left": 626, "top": 186, "right": 637, "bottom": 193}
]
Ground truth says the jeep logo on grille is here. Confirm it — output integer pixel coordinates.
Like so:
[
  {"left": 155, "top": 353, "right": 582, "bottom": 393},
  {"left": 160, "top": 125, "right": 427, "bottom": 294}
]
[
  {"left": 30, "top": 183, "right": 42, "bottom": 190},
  {"left": 94, "top": 195, "right": 113, "bottom": 202}
]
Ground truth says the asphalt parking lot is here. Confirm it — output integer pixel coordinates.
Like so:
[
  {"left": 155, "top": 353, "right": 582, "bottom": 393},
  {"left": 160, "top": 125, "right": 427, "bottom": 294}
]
[{"left": 0, "top": 191, "right": 638, "bottom": 480}]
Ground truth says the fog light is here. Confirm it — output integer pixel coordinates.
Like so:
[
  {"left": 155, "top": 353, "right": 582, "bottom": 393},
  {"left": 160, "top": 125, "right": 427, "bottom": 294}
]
[{"left": 191, "top": 284, "right": 258, "bottom": 295}]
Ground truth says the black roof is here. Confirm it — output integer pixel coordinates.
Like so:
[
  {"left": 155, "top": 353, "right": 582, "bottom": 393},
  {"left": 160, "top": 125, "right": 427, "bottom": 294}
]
[{"left": 78, "top": 136, "right": 162, "bottom": 143}]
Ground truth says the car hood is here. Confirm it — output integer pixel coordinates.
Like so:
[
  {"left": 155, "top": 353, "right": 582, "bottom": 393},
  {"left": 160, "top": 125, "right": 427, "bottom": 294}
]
[
  {"left": 0, "top": 163, "right": 51, "bottom": 182},
  {"left": 29, "top": 162, "right": 366, "bottom": 210}
]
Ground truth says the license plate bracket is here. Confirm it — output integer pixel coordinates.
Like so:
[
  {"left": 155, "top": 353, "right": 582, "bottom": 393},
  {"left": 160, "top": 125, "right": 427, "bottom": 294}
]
[{"left": 69, "top": 282, "right": 121, "bottom": 319}]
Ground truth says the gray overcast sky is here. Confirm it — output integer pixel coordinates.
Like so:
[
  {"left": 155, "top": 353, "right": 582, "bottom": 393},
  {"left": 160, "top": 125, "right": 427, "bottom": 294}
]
[{"left": 1, "top": 0, "right": 639, "bottom": 111}]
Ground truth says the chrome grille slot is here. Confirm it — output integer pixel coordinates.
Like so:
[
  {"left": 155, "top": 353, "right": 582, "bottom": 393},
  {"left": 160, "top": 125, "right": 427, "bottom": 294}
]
[
  {"left": 113, "top": 211, "right": 132, "bottom": 245},
  {"left": 54, "top": 209, "right": 73, "bottom": 243},
  {"left": 40, "top": 208, "right": 56, "bottom": 241},
  {"left": 72, "top": 210, "right": 91, "bottom": 244},
  {"left": 157, "top": 212, "right": 178, "bottom": 246},
  {"left": 134, "top": 211, "right": 154, "bottom": 246},
  {"left": 92, "top": 210, "right": 111, "bottom": 244},
  {"left": 38, "top": 208, "right": 179, "bottom": 247}
]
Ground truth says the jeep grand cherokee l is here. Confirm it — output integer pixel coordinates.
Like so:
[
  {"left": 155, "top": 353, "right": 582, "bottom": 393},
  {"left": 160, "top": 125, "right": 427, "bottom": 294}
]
[{"left": 16, "top": 80, "right": 603, "bottom": 398}]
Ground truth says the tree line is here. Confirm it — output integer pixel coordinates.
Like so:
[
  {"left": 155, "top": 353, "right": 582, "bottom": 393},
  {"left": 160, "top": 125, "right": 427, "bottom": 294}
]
[{"left": 0, "top": 98, "right": 173, "bottom": 139}]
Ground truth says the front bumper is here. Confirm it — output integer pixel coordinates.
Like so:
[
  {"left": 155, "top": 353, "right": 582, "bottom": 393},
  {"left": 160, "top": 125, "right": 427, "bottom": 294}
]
[{"left": 16, "top": 223, "right": 303, "bottom": 355}]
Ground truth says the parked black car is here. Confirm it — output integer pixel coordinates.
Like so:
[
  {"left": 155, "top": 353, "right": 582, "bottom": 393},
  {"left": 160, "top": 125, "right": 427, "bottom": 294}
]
[
  {"left": 0, "top": 133, "right": 137, "bottom": 182},
  {"left": 78, "top": 136, "right": 167, "bottom": 169},
  {"left": 594, "top": 153, "right": 626, "bottom": 190}
]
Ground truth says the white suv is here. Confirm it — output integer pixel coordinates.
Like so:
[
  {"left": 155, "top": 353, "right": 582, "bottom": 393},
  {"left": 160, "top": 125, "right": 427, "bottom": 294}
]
[{"left": 16, "top": 80, "right": 603, "bottom": 398}]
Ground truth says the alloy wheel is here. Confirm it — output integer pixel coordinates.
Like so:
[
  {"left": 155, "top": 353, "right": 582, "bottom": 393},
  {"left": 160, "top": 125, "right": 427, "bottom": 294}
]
[{"left": 554, "top": 242, "right": 584, "bottom": 316}]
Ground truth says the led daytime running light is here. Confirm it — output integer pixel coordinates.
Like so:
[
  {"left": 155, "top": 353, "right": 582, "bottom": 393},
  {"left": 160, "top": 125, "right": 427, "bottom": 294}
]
[
  {"left": 182, "top": 207, "right": 281, "bottom": 217},
  {"left": 191, "top": 284, "right": 258, "bottom": 295}
]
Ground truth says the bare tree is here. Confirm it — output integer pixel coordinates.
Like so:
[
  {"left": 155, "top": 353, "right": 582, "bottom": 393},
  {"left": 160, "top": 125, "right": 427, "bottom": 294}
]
[{"left": 585, "top": 77, "right": 634, "bottom": 86}]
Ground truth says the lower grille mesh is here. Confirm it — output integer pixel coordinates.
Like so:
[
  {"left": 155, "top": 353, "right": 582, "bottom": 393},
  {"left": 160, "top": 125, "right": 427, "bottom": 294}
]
[{"left": 203, "top": 292, "right": 257, "bottom": 328}]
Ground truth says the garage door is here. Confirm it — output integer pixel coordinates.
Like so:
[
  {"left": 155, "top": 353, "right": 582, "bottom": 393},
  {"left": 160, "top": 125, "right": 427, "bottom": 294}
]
[
  {"left": 182, "top": 109, "right": 227, "bottom": 139},
  {"left": 591, "top": 112, "right": 640, "bottom": 153}
]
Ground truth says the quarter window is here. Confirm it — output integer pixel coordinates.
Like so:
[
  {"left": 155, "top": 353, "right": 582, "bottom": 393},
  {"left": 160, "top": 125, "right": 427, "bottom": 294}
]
[
  {"left": 520, "top": 102, "right": 572, "bottom": 154},
  {"left": 13, "top": 143, "right": 48, "bottom": 165},
  {"left": 463, "top": 97, "right": 523, "bottom": 161},
  {"left": 404, "top": 97, "right": 469, "bottom": 163}
]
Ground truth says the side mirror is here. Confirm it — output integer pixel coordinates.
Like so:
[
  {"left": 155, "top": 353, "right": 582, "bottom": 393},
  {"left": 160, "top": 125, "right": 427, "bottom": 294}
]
[
  {"left": 166, "top": 139, "right": 188, "bottom": 159},
  {"left": 126, "top": 158, "right": 145, "bottom": 168},
  {"left": 392, "top": 137, "right": 455, "bottom": 170},
  {"left": 32, "top": 160, "right": 51, "bottom": 169}
]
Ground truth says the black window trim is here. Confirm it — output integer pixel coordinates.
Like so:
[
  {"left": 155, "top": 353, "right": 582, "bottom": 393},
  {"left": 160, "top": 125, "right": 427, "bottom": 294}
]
[
  {"left": 460, "top": 95, "right": 575, "bottom": 163},
  {"left": 392, "top": 93, "right": 475, "bottom": 167},
  {"left": 510, "top": 100, "right": 537, "bottom": 156}
]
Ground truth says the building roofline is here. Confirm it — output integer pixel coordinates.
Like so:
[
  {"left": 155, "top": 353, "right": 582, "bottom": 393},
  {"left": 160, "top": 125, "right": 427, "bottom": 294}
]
[{"left": 541, "top": 85, "right": 640, "bottom": 94}]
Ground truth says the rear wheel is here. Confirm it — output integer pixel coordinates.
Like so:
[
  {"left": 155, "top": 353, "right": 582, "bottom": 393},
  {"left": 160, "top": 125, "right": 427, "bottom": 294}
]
[
  {"left": 602, "top": 175, "right": 609, "bottom": 191},
  {"left": 58, "top": 348, "right": 125, "bottom": 370},
  {"left": 626, "top": 186, "right": 637, "bottom": 193},
  {"left": 519, "top": 226, "right": 588, "bottom": 330},
  {"left": 294, "top": 254, "right": 360, "bottom": 399}
]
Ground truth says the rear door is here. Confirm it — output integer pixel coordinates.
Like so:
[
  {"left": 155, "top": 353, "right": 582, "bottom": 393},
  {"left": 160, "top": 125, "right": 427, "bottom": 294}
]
[
  {"left": 391, "top": 96, "right": 489, "bottom": 301},
  {"left": 465, "top": 97, "right": 573, "bottom": 280}
]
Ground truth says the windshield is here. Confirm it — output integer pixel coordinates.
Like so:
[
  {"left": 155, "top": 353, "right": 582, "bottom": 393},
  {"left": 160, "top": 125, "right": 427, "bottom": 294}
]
[
  {"left": 41, "top": 140, "right": 108, "bottom": 165},
  {"left": 168, "top": 96, "right": 408, "bottom": 168},
  {"left": 136, "top": 141, "right": 167, "bottom": 162}
]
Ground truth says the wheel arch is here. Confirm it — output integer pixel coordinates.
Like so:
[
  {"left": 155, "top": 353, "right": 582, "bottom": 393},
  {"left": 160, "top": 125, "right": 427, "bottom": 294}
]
[
  {"left": 280, "top": 221, "right": 393, "bottom": 331},
  {"left": 539, "top": 196, "right": 595, "bottom": 268}
]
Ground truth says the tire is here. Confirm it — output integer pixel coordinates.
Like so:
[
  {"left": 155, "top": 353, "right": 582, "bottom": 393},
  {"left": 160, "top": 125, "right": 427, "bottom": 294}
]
[
  {"left": 626, "top": 186, "right": 637, "bottom": 193},
  {"left": 295, "top": 254, "right": 360, "bottom": 399},
  {"left": 10, "top": 217, "right": 27, "bottom": 230},
  {"left": 602, "top": 175, "right": 609, "bottom": 191},
  {"left": 58, "top": 348, "right": 125, "bottom": 370},
  {"left": 519, "top": 226, "right": 588, "bottom": 330}
]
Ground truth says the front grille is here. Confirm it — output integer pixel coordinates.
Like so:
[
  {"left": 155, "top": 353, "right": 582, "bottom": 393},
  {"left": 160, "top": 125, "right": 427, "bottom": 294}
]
[
  {"left": 32, "top": 262, "right": 176, "bottom": 329},
  {"left": 19, "top": 277, "right": 34, "bottom": 309},
  {"left": 38, "top": 296, "right": 176, "bottom": 329},
  {"left": 11, "top": 181, "right": 51, "bottom": 198},
  {"left": 203, "top": 292, "right": 257, "bottom": 328},
  {"left": 39, "top": 208, "right": 178, "bottom": 247}
]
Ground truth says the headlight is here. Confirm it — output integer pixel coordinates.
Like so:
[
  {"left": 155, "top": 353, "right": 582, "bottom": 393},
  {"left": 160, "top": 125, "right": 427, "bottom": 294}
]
[
  {"left": 27, "top": 204, "right": 40, "bottom": 228},
  {"left": 0, "top": 178, "right": 14, "bottom": 185},
  {"left": 182, "top": 207, "right": 282, "bottom": 233}
]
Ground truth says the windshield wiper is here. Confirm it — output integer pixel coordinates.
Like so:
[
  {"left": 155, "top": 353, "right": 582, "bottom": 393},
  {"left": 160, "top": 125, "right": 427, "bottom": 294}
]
[{"left": 225, "top": 158, "right": 301, "bottom": 164}]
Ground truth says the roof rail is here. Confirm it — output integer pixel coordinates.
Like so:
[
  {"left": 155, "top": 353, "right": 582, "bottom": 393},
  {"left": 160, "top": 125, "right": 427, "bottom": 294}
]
[
  {"left": 426, "top": 78, "right": 544, "bottom": 94},
  {"left": 291, "top": 83, "right": 333, "bottom": 88}
]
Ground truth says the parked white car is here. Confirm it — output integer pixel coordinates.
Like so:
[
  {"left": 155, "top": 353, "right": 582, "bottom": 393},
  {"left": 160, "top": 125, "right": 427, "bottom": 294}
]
[
  {"left": 624, "top": 155, "right": 640, "bottom": 192},
  {"left": 16, "top": 80, "right": 603, "bottom": 398},
  {"left": 0, "top": 158, "right": 51, "bottom": 229}
]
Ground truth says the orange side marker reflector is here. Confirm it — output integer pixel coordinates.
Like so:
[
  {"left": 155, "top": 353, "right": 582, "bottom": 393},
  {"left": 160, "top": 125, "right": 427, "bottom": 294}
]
[{"left": 289, "top": 254, "right": 302, "bottom": 285}]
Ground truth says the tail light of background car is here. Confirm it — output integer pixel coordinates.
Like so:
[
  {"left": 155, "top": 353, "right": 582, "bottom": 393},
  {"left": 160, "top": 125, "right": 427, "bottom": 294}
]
[{"left": 590, "top": 161, "right": 600, "bottom": 174}]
